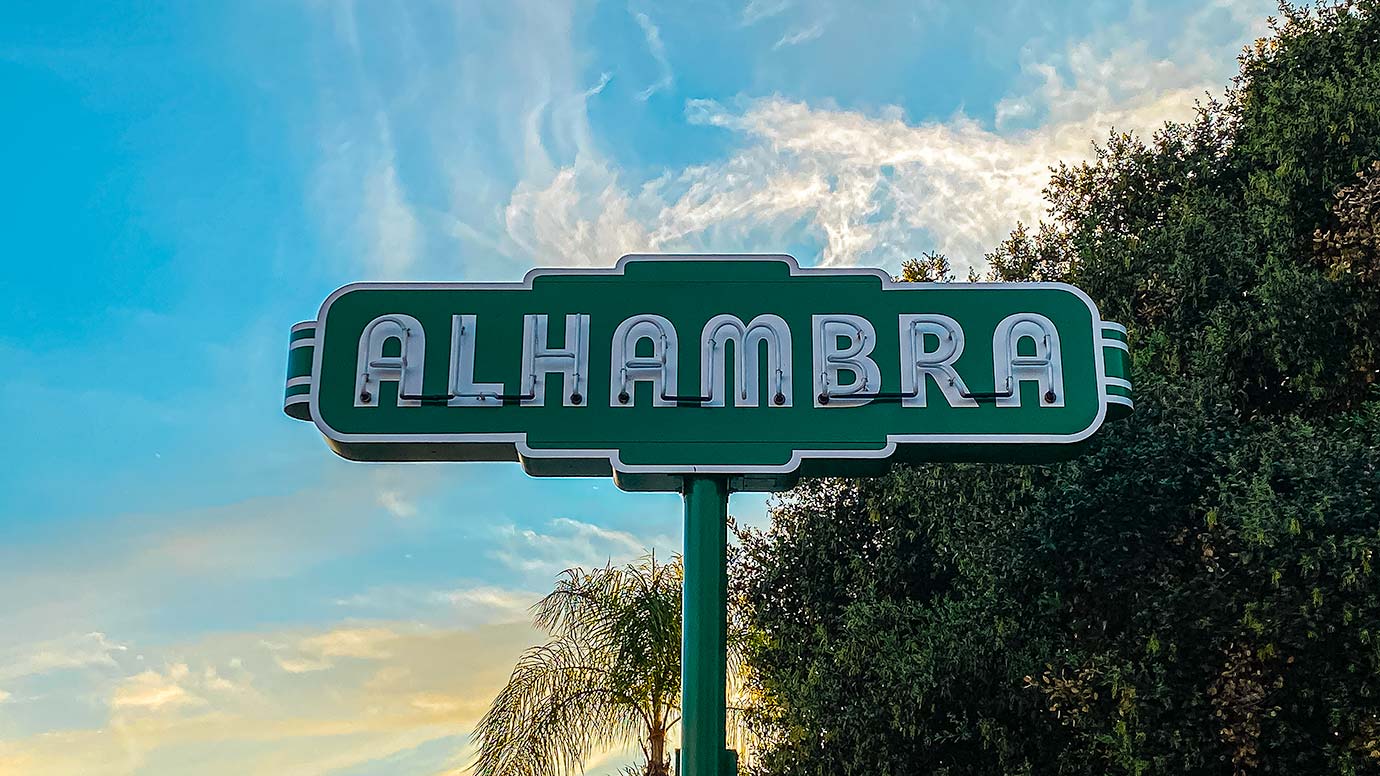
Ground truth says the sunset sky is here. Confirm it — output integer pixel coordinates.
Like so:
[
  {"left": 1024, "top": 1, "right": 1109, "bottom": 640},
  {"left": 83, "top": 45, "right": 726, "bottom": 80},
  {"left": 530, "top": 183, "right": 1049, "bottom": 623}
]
[{"left": 0, "top": 1, "right": 1271, "bottom": 773}]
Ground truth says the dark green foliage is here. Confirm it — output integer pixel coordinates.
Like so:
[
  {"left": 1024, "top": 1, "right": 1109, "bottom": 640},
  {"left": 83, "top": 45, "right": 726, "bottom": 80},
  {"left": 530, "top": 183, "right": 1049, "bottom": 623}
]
[
  {"left": 737, "top": 3, "right": 1380, "bottom": 773},
  {"left": 899, "top": 251, "right": 964, "bottom": 283}
]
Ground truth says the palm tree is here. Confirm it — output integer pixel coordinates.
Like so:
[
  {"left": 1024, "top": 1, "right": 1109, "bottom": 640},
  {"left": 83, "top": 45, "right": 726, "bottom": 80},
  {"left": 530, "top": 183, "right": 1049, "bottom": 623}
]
[{"left": 471, "top": 553, "right": 684, "bottom": 776}]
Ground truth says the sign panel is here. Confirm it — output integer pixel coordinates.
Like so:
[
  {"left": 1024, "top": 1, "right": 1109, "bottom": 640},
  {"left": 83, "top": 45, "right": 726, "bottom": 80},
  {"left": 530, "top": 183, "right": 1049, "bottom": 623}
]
[{"left": 285, "top": 255, "right": 1132, "bottom": 491}]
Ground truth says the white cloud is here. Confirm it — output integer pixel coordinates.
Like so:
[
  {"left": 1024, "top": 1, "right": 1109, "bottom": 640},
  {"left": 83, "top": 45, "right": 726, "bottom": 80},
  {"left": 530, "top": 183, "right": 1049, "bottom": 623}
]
[
  {"left": 313, "top": 2, "right": 423, "bottom": 277},
  {"left": 436, "top": 585, "right": 536, "bottom": 622},
  {"left": 309, "top": 0, "right": 604, "bottom": 279},
  {"left": 362, "top": 148, "right": 423, "bottom": 277},
  {"left": 501, "top": 89, "right": 1195, "bottom": 275},
  {"left": 0, "top": 622, "right": 539, "bottom": 776},
  {"left": 307, "top": 0, "right": 1271, "bottom": 281},
  {"left": 743, "top": 0, "right": 848, "bottom": 47},
  {"left": 491, "top": 517, "right": 666, "bottom": 576},
  {"left": 504, "top": 159, "right": 653, "bottom": 267},
  {"left": 0, "top": 632, "right": 128, "bottom": 683},
  {"left": 773, "top": 17, "right": 828, "bottom": 49},
  {"left": 111, "top": 664, "right": 206, "bottom": 712},
  {"left": 377, "top": 489, "right": 417, "bottom": 519},
  {"left": 586, "top": 70, "right": 614, "bottom": 98},
  {"left": 109, "top": 658, "right": 253, "bottom": 713},
  {"left": 741, "top": 0, "right": 793, "bottom": 26},
  {"left": 202, "top": 666, "right": 240, "bottom": 694},
  {"left": 273, "top": 655, "right": 335, "bottom": 675},
  {"left": 498, "top": 3, "right": 1268, "bottom": 277},
  {"left": 334, "top": 582, "right": 540, "bottom": 628},
  {"left": 633, "top": 10, "right": 674, "bottom": 100},
  {"left": 272, "top": 626, "right": 401, "bottom": 674},
  {"left": 300, "top": 627, "right": 398, "bottom": 660}
]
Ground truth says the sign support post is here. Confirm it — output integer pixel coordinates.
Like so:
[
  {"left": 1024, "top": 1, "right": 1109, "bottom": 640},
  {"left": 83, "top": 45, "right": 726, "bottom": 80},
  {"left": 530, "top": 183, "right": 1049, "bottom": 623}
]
[{"left": 681, "top": 475, "right": 731, "bottom": 776}]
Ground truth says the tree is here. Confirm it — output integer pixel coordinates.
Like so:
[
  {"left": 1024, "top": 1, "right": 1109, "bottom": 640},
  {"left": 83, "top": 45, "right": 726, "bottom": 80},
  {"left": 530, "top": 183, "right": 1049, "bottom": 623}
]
[
  {"left": 737, "top": 3, "right": 1380, "bottom": 774},
  {"left": 471, "top": 555, "right": 683, "bottom": 776}
]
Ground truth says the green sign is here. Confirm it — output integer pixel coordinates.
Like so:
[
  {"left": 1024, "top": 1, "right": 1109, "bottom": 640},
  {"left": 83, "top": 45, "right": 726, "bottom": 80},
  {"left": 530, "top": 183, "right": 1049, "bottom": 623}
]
[{"left": 284, "top": 255, "right": 1132, "bottom": 492}]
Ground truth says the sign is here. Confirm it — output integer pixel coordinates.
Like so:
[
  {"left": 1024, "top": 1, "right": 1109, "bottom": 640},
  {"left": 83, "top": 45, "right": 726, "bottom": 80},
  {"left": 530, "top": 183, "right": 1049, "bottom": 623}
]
[
  {"left": 282, "top": 253, "right": 1134, "bottom": 776},
  {"left": 284, "top": 254, "right": 1132, "bottom": 492}
]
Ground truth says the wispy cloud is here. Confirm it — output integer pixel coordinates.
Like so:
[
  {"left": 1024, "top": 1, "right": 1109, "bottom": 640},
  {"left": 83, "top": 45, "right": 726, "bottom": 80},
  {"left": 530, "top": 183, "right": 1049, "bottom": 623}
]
[
  {"left": 0, "top": 621, "right": 538, "bottom": 775},
  {"left": 633, "top": 10, "right": 673, "bottom": 100},
  {"left": 773, "top": 17, "right": 828, "bottom": 49},
  {"left": 499, "top": 4, "right": 1266, "bottom": 276},
  {"left": 302, "top": 0, "right": 1273, "bottom": 278},
  {"left": 585, "top": 70, "right": 614, "bottom": 98},
  {"left": 0, "top": 465, "right": 442, "bottom": 664},
  {"left": 501, "top": 87, "right": 1198, "bottom": 274},
  {"left": 377, "top": 489, "right": 418, "bottom": 519},
  {"left": 314, "top": 3, "right": 423, "bottom": 277},
  {"left": 0, "top": 632, "right": 128, "bottom": 684},
  {"left": 334, "top": 582, "right": 540, "bottom": 628},
  {"left": 270, "top": 625, "right": 400, "bottom": 673},
  {"left": 111, "top": 663, "right": 212, "bottom": 712},
  {"left": 362, "top": 143, "right": 423, "bottom": 277},
  {"left": 308, "top": 0, "right": 607, "bottom": 280},
  {"left": 745, "top": 0, "right": 838, "bottom": 46},
  {"left": 742, "top": 0, "right": 793, "bottom": 26},
  {"left": 491, "top": 517, "right": 668, "bottom": 577},
  {"left": 299, "top": 626, "right": 399, "bottom": 661},
  {"left": 437, "top": 585, "right": 538, "bottom": 621}
]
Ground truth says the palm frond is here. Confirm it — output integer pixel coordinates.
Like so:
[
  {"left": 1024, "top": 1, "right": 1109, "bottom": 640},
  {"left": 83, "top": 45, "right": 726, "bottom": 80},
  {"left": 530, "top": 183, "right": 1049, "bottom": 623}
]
[
  {"left": 471, "top": 638, "right": 644, "bottom": 776},
  {"left": 471, "top": 553, "right": 686, "bottom": 776}
]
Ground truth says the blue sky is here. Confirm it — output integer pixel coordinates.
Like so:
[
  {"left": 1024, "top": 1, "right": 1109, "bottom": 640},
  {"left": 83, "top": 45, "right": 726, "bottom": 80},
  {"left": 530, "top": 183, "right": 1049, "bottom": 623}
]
[{"left": 0, "top": 1, "right": 1270, "bottom": 773}]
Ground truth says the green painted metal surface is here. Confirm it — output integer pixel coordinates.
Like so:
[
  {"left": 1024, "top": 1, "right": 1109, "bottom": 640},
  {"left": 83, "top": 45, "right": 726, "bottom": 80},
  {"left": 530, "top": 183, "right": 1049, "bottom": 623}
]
[
  {"left": 682, "top": 476, "right": 730, "bottom": 776},
  {"left": 284, "top": 255, "right": 1133, "bottom": 492}
]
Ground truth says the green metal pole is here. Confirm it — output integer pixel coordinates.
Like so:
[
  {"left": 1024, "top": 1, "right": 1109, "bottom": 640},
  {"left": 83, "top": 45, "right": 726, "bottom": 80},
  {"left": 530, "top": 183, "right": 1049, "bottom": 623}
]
[{"left": 682, "top": 475, "right": 730, "bottom": 776}]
